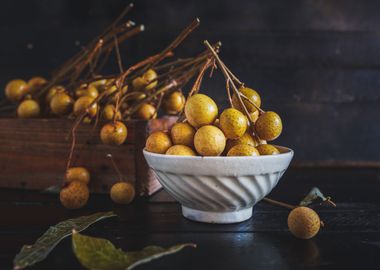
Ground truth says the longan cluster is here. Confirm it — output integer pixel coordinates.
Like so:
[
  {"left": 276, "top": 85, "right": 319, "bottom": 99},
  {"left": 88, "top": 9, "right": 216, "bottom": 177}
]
[{"left": 145, "top": 89, "right": 283, "bottom": 157}]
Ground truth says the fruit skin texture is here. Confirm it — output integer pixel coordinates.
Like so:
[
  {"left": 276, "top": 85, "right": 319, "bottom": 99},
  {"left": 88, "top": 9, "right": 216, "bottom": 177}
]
[
  {"left": 17, "top": 99, "right": 40, "bottom": 118},
  {"left": 227, "top": 144, "right": 260, "bottom": 156},
  {"left": 73, "top": 96, "right": 98, "bottom": 118},
  {"left": 194, "top": 125, "right": 226, "bottom": 156},
  {"left": 164, "top": 91, "right": 186, "bottom": 114},
  {"left": 65, "top": 167, "right": 90, "bottom": 185},
  {"left": 50, "top": 92, "right": 74, "bottom": 115},
  {"left": 136, "top": 103, "right": 157, "bottom": 120},
  {"left": 256, "top": 144, "right": 280, "bottom": 155},
  {"left": 184, "top": 94, "right": 218, "bottom": 128},
  {"left": 110, "top": 182, "right": 135, "bottom": 204},
  {"left": 100, "top": 121, "right": 128, "bottom": 145},
  {"left": 232, "top": 87, "right": 261, "bottom": 113},
  {"left": 132, "top": 69, "right": 158, "bottom": 91},
  {"left": 5, "top": 79, "right": 28, "bottom": 102},
  {"left": 220, "top": 108, "right": 248, "bottom": 139},
  {"left": 255, "top": 111, "right": 283, "bottom": 141},
  {"left": 170, "top": 122, "right": 195, "bottom": 147},
  {"left": 166, "top": 145, "right": 196, "bottom": 156},
  {"left": 288, "top": 207, "right": 321, "bottom": 239},
  {"left": 145, "top": 131, "right": 172, "bottom": 154},
  {"left": 60, "top": 181, "right": 89, "bottom": 209}
]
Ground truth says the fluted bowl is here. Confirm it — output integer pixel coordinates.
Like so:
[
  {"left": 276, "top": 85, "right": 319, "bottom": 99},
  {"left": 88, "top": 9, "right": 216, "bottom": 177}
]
[{"left": 143, "top": 146, "right": 294, "bottom": 224}]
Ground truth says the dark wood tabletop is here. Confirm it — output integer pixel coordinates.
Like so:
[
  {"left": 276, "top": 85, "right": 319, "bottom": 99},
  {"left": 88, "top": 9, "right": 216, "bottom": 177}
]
[{"left": 1, "top": 167, "right": 380, "bottom": 270}]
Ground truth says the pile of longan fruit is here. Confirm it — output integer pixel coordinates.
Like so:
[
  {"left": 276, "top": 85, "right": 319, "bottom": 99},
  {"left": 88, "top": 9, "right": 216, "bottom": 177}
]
[{"left": 145, "top": 86, "right": 283, "bottom": 157}]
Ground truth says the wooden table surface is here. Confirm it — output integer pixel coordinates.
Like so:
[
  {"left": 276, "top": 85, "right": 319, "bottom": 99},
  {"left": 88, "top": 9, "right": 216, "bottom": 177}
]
[{"left": 1, "top": 167, "right": 380, "bottom": 270}]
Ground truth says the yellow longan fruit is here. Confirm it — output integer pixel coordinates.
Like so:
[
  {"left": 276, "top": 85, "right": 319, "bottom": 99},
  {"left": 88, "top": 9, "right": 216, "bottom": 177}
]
[
  {"left": 145, "top": 131, "right": 172, "bottom": 154},
  {"left": 170, "top": 122, "right": 195, "bottom": 147},
  {"left": 227, "top": 144, "right": 260, "bottom": 156},
  {"left": 73, "top": 96, "right": 98, "bottom": 118},
  {"left": 288, "top": 207, "right": 321, "bottom": 239},
  {"left": 163, "top": 91, "right": 186, "bottom": 114},
  {"left": 50, "top": 92, "right": 73, "bottom": 115},
  {"left": 232, "top": 87, "right": 261, "bottom": 113},
  {"left": 220, "top": 108, "right": 248, "bottom": 139},
  {"left": 255, "top": 111, "right": 283, "bottom": 141},
  {"left": 89, "top": 79, "right": 107, "bottom": 91},
  {"left": 102, "top": 104, "right": 121, "bottom": 121},
  {"left": 194, "top": 125, "right": 226, "bottom": 156},
  {"left": 60, "top": 181, "right": 89, "bottom": 209},
  {"left": 166, "top": 145, "right": 196, "bottom": 156},
  {"left": 100, "top": 121, "right": 128, "bottom": 145},
  {"left": 184, "top": 94, "right": 218, "bottom": 128},
  {"left": 110, "top": 182, "right": 135, "bottom": 204},
  {"left": 27, "top": 76, "right": 47, "bottom": 94},
  {"left": 5, "top": 79, "right": 28, "bottom": 102},
  {"left": 65, "top": 167, "right": 90, "bottom": 185},
  {"left": 45, "top": 86, "right": 64, "bottom": 104},
  {"left": 17, "top": 99, "right": 40, "bottom": 118},
  {"left": 225, "top": 131, "right": 258, "bottom": 153},
  {"left": 256, "top": 144, "right": 280, "bottom": 155},
  {"left": 75, "top": 85, "right": 99, "bottom": 99},
  {"left": 136, "top": 103, "right": 157, "bottom": 120},
  {"left": 132, "top": 69, "right": 158, "bottom": 91}
]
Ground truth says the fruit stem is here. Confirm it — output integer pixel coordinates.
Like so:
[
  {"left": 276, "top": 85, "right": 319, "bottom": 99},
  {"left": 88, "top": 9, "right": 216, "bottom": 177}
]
[
  {"left": 262, "top": 197, "right": 296, "bottom": 210},
  {"left": 107, "top": 154, "right": 124, "bottom": 182}
]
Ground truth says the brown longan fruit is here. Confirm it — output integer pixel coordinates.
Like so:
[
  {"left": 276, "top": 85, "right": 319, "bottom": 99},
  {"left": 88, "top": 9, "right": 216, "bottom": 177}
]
[
  {"left": 17, "top": 99, "right": 40, "bottom": 118},
  {"left": 288, "top": 207, "right": 321, "bottom": 239},
  {"left": 100, "top": 121, "right": 128, "bottom": 145},
  {"left": 145, "top": 131, "right": 172, "bottom": 154},
  {"left": 255, "top": 111, "right": 283, "bottom": 141},
  {"left": 220, "top": 108, "right": 248, "bottom": 139},
  {"left": 227, "top": 144, "right": 260, "bottom": 156},
  {"left": 110, "top": 182, "right": 135, "bottom": 204},
  {"left": 194, "top": 125, "right": 226, "bottom": 156},
  {"left": 5, "top": 79, "right": 28, "bottom": 102},
  {"left": 60, "top": 181, "right": 89, "bottom": 209},
  {"left": 166, "top": 145, "right": 196, "bottom": 156},
  {"left": 184, "top": 94, "right": 218, "bottom": 128},
  {"left": 65, "top": 167, "right": 90, "bottom": 185},
  {"left": 170, "top": 122, "right": 196, "bottom": 147}
]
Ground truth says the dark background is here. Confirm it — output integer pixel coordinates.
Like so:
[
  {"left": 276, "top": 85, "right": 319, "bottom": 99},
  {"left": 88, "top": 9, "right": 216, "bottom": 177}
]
[{"left": 1, "top": 0, "right": 379, "bottom": 162}]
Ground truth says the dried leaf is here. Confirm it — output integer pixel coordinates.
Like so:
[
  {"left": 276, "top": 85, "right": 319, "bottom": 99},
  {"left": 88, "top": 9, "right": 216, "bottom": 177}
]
[
  {"left": 299, "top": 187, "right": 335, "bottom": 207},
  {"left": 72, "top": 232, "right": 196, "bottom": 270},
  {"left": 13, "top": 211, "right": 116, "bottom": 270}
]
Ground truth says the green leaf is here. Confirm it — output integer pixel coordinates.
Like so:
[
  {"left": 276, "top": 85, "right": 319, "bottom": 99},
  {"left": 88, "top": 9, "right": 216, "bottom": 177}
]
[
  {"left": 72, "top": 232, "right": 196, "bottom": 270},
  {"left": 13, "top": 211, "right": 116, "bottom": 270},
  {"left": 299, "top": 187, "right": 331, "bottom": 206}
]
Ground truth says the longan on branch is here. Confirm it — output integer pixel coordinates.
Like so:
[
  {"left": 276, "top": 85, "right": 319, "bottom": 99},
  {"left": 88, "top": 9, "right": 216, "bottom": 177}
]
[
  {"left": 184, "top": 94, "right": 218, "bottom": 128},
  {"left": 100, "top": 121, "right": 128, "bottom": 145}
]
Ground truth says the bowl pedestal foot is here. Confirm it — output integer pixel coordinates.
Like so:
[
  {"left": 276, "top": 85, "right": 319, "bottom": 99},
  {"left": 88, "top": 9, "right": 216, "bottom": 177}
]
[{"left": 182, "top": 206, "right": 253, "bottom": 224}]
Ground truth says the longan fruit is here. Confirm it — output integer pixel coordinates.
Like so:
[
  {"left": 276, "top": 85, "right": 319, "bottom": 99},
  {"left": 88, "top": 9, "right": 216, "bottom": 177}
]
[
  {"left": 184, "top": 94, "right": 218, "bottom": 128},
  {"left": 50, "top": 92, "right": 73, "bottom": 115},
  {"left": 75, "top": 85, "right": 99, "bottom": 99},
  {"left": 45, "top": 86, "right": 64, "bottom": 104},
  {"left": 65, "top": 167, "right": 90, "bottom": 185},
  {"left": 170, "top": 122, "right": 195, "bottom": 147},
  {"left": 136, "top": 103, "right": 157, "bottom": 120},
  {"left": 255, "top": 111, "right": 283, "bottom": 141},
  {"left": 145, "top": 131, "right": 172, "bottom": 154},
  {"left": 100, "top": 121, "right": 128, "bottom": 145},
  {"left": 227, "top": 144, "right": 260, "bottom": 156},
  {"left": 163, "top": 91, "right": 186, "bottom": 114},
  {"left": 232, "top": 87, "right": 261, "bottom": 113},
  {"left": 256, "top": 144, "right": 280, "bottom": 155},
  {"left": 288, "top": 207, "right": 321, "bottom": 239},
  {"left": 225, "top": 131, "right": 257, "bottom": 153},
  {"left": 60, "top": 181, "right": 89, "bottom": 209},
  {"left": 220, "top": 108, "right": 248, "bottom": 139},
  {"left": 132, "top": 69, "right": 158, "bottom": 91},
  {"left": 27, "top": 76, "right": 47, "bottom": 94},
  {"left": 89, "top": 79, "right": 107, "bottom": 91},
  {"left": 166, "top": 145, "right": 196, "bottom": 156},
  {"left": 73, "top": 96, "right": 98, "bottom": 118},
  {"left": 110, "top": 182, "right": 135, "bottom": 204},
  {"left": 17, "top": 99, "right": 40, "bottom": 118},
  {"left": 102, "top": 104, "right": 121, "bottom": 121},
  {"left": 194, "top": 125, "right": 226, "bottom": 156},
  {"left": 5, "top": 79, "right": 28, "bottom": 102}
]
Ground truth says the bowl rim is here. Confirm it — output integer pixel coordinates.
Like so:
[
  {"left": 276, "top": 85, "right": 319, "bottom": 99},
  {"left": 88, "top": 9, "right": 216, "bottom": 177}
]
[{"left": 143, "top": 145, "right": 294, "bottom": 160}]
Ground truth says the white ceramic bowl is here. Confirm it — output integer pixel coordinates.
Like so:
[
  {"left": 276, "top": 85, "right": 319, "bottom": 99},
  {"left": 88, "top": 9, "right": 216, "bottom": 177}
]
[{"left": 143, "top": 146, "right": 294, "bottom": 224}]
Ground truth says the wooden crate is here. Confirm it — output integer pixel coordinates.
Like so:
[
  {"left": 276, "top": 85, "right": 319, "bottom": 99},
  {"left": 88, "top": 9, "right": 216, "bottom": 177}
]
[{"left": 0, "top": 117, "right": 177, "bottom": 195}]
